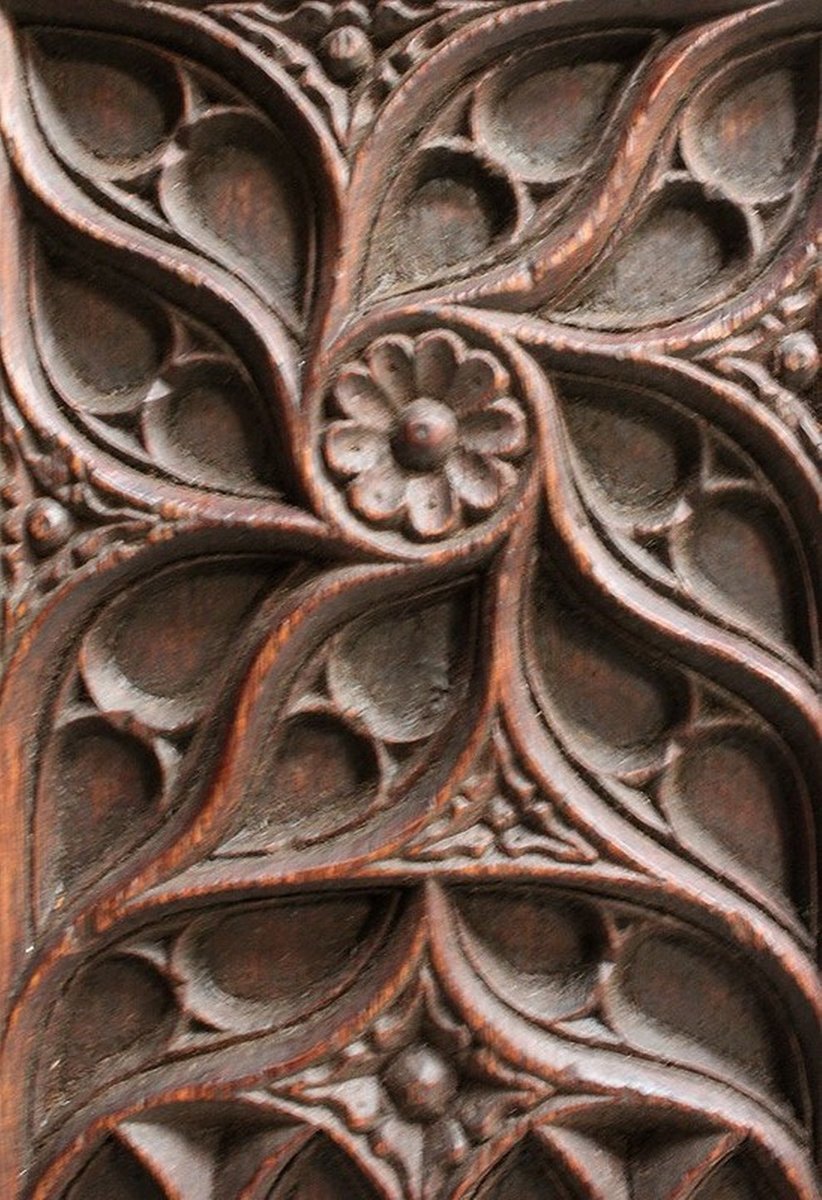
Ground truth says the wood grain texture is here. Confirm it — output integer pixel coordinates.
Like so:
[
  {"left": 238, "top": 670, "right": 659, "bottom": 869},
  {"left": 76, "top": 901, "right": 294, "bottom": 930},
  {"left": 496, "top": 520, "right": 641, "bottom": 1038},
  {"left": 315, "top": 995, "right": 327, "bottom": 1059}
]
[{"left": 0, "top": 1, "right": 819, "bottom": 1197}]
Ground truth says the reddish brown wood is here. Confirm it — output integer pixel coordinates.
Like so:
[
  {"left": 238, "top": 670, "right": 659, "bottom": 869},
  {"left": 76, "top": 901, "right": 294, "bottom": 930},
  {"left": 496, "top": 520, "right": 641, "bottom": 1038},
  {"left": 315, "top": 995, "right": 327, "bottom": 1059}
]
[{"left": 0, "top": 1, "right": 819, "bottom": 1197}]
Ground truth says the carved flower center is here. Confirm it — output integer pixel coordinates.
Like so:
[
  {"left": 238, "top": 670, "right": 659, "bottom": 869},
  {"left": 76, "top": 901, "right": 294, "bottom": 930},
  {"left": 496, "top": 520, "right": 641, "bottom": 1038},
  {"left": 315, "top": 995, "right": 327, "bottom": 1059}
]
[
  {"left": 384, "top": 1045, "right": 458, "bottom": 1122},
  {"left": 392, "top": 399, "right": 458, "bottom": 471}
]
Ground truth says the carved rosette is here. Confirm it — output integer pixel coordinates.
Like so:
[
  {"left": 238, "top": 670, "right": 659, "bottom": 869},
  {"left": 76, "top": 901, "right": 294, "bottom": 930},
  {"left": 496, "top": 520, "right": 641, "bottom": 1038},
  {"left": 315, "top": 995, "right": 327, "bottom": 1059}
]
[{"left": 0, "top": 2, "right": 818, "bottom": 1199}]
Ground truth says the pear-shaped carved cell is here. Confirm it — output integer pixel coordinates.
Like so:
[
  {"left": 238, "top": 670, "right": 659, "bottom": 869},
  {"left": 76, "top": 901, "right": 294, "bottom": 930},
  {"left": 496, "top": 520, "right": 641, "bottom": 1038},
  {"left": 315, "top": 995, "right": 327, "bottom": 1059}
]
[
  {"left": 159, "top": 111, "right": 313, "bottom": 324},
  {"left": 82, "top": 558, "right": 287, "bottom": 732},
  {"left": 673, "top": 491, "right": 810, "bottom": 656},
  {"left": 34, "top": 248, "right": 170, "bottom": 416},
  {"left": 558, "top": 376, "right": 700, "bottom": 519},
  {"left": 682, "top": 39, "right": 819, "bottom": 204},
  {"left": 41, "top": 717, "right": 162, "bottom": 912},
  {"left": 175, "top": 892, "right": 396, "bottom": 1033},
  {"left": 561, "top": 183, "right": 752, "bottom": 328},
  {"left": 472, "top": 33, "right": 649, "bottom": 184},
  {"left": 328, "top": 585, "right": 473, "bottom": 743},
  {"left": 455, "top": 889, "right": 604, "bottom": 1022},
  {"left": 64, "top": 1139, "right": 166, "bottom": 1200},
  {"left": 609, "top": 930, "right": 802, "bottom": 1113},
  {"left": 529, "top": 567, "right": 687, "bottom": 772},
  {"left": 664, "top": 725, "right": 812, "bottom": 918},
  {"left": 368, "top": 145, "right": 520, "bottom": 292},
  {"left": 28, "top": 30, "right": 183, "bottom": 169}
]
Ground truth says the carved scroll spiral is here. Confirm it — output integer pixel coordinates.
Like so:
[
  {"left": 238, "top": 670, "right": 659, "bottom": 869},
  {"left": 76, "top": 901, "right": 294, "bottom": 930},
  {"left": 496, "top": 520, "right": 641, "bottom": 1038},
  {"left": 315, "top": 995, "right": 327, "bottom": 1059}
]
[{"left": 0, "top": 1, "right": 819, "bottom": 1197}]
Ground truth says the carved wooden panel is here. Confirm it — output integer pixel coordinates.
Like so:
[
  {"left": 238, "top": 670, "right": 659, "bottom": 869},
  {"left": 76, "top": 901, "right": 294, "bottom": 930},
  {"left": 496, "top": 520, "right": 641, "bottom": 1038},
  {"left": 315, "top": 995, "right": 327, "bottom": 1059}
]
[{"left": 0, "top": 1, "right": 819, "bottom": 1197}]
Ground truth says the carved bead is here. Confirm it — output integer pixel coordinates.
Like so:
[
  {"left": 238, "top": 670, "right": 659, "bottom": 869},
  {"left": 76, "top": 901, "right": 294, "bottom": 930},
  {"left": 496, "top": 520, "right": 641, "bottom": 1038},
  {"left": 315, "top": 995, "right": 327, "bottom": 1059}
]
[
  {"left": 383, "top": 1045, "right": 458, "bottom": 1122},
  {"left": 775, "top": 330, "right": 819, "bottom": 390},
  {"left": 25, "top": 498, "right": 74, "bottom": 554}
]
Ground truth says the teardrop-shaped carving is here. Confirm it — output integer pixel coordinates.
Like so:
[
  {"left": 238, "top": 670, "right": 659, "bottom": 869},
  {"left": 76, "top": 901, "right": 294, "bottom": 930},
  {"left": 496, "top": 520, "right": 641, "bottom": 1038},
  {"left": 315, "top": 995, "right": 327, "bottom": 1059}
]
[
  {"left": 472, "top": 33, "right": 648, "bottom": 184},
  {"left": 663, "top": 726, "right": 812, "bottom": 914},
  {"left": 671, "top": 491, "right": 809, "bottom": 653},
  {"left": 455, "top": 889, "right": 604, "bottom": 1022},
  {"left": 81, "top": 558, "right": 286, "bottom": 732},
  {"left": 174, "top": 892, "right": 396, "bottom": 1033},
  {"left": 558, "top": 377, "right": 700, "bottom": 519},
  {"left": 328, "top": 585, "right": 474, "bottom": 743},
  {"left": 682, "top": 40, "right": 818, "bottom": 204},
  {"left": 367, "top": 144, "right": 520, "bottom": 292},
  {"left": 33, "top": 246, "right": 170, "bottom": 416},
  {"left": 65, "top": 1138, "right": 166, "bottom": 1200},
  {"left": 268, "top": 1134, "right": 379, "bottom": 1200},
  {"left": 561, "top": 181, "right": 752, "bottom": 328},
  {"left": 609, "top": 930, "right": 801, "bottom": 1110},
  {"left": 529, "top": 568, "right": 687, "bottom": 771},
  {"left": 159, "top": 110, "right": 313, "bottom": 323},
  {"left": 261, "top": 713, "right": 380, "bottom": 843},
  {"left": 51, "top": 954, "right": 175, "bottom": 1110},
  {"left": 142, "top": 358, "right": 279, "bottom": 496},
  {"left": 28, "top": 30, "right": 182, "bottom": 170},
  {"left": 475, "top": 1136, "right": 577, "bottom": 1200},
  {"left": 40, "top": 716, "right": 162, "bottom": 909}
]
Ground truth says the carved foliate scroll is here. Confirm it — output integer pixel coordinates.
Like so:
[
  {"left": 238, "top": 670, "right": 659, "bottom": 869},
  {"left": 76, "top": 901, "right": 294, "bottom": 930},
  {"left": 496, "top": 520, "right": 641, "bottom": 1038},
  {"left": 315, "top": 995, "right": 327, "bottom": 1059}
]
[{"left": 0, "top": 1, "right": 819, "bottom": 1197}]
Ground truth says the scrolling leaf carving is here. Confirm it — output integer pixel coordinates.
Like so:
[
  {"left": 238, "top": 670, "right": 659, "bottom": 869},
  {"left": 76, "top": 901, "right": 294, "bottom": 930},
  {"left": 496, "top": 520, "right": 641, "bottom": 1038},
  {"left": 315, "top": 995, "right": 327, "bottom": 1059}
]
[{"left": 0, "top": 2, "right": 819, "bottom": 1199}]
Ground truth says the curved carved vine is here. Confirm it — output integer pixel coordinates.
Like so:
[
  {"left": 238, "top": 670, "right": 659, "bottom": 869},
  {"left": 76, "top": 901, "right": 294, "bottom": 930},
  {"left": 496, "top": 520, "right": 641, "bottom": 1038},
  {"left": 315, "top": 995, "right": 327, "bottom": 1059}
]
[{"left": 0, "top": 2, "right": 819, "bottom": 1198}]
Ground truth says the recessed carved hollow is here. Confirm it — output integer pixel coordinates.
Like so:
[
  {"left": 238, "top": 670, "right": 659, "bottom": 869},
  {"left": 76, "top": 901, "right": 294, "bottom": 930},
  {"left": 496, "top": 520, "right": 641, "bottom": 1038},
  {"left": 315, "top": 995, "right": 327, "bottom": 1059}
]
[
  {"left": 528, "top": 560, "right": 688, "bottom": 772},
  {"left": 28, "top": 29, "right": 183, "bottom": 171},
  {"left": 40, "top": 715, "right": 162, "bottom": 910},
  {"left": 321, "top": 329, "right": 529, "bottom": 540},
  {"left": 606, "top": 927, "right": 804, "bottom": 1114},
  {"left": 471, "top": 31, "right": 650, "bottom": 185},
  {"left": 81, "top": 557, "right": 288, "bottom": 732},
  {"left": 173, "top": 891, "right": 398, "bottom": 1033},
  {"left": 681, "top": 37, "right": 819, "bottom": 205},
  {"left": 454, "top": 888, "right": 604, "bottom": 1022}
]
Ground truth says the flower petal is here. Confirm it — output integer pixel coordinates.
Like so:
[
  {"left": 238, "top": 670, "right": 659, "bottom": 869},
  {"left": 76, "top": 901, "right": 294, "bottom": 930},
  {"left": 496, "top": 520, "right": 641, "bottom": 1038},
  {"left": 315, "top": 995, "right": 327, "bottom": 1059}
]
[
  {"left": 447, "top": 449, "right": 516, "bottom": 513},
  {"left": 324, "top": 422, "right": 387, "bottom": 478},
  {"left": 413, "top": 331, "right": 462, "bottom": 400},
  {"left": 334, "top": 365, "right": 396, "bottom": 429},
  {"left": 365, "top": 335, "right": 416, "bottom": 406},
  {"left": 459, "top": 397, "right": 528, "bottom": 458},
  {"left": 446, "top": 349, "right": 509, "bottom": 413},
  {"left": 406, "top": 473, "right": 459, "bottom": 540},
  {"left": 347, "top": 461, "right": 407, "bottom": 525}
]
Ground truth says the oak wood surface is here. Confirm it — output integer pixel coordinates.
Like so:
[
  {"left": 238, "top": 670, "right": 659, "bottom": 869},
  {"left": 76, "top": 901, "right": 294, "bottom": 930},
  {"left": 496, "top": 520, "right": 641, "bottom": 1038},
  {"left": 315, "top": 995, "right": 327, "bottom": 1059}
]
[{"left": 0, "top": 1, "right": 819, "bottom": 1197}]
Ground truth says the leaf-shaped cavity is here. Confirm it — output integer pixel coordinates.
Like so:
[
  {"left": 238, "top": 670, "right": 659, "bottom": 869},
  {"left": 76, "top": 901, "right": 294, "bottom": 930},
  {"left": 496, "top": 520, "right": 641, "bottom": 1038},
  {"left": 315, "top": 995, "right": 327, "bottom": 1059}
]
[
  {"left": 682, "top": 40, "right": 818, "bottom": 204},
  {"left": 529, "top": 568, "right": 687, "bottom": 771},
  {"left": 65, "top": 1138, "right": 166, "bottom": 1200},
  {"left": 159, "top": 111, "right": 312, "bottom": 322},
  {"left": 142, "top": 359, "right": 279, "bottom": 496},
  {"left": 33, "top": 246, "right": 170, "bottom": 415},
  {"left": 40, "top": 717, "right": 162, "bottom": 911},
  {"left": 252, "top": 713, "right": 380, "bottom": 845},
  {"left": 609, "top": 930, "right": 801, "bottom": 1110},
  {"left": 455, "top": 889, "right": 604, "bottom": 1021},
  {"left": 328, "top": 585, "right": 474, "bottom": 742},
  {"left": 269, "top": 1134, "right": 379, "bottom": 1200},
  {"left": 558, "top": 376, "right": 700, "bottom": 518},
  {"left": 28, "top": 30, "right": 182, "bottom": 169},
  {"left": 560, "top": 182, "right": 752, "bottom": 328},
  {"left": 672, "top": 491, "right": 809, "bottom": 653},
  {"left": 175, "top": 893, "right": 395, "bottom": 1032},
  {"left": 475, "top": 1135, "right": 577, "bottom": 1200},
  {"left": 367, "top": 144, "right": 520, "bottom": 292},
  {"left": 55, "top": 955, "right": 175, "bottom": 1104},
  {"left": 82, "top": 558, "right": 285, "bottom": 732},
  {"left": 472, "top": 33, "right": 648, "bottom": 184},
  {"left": 663, "top": 726, "right": 811, "bottom": 916}
]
